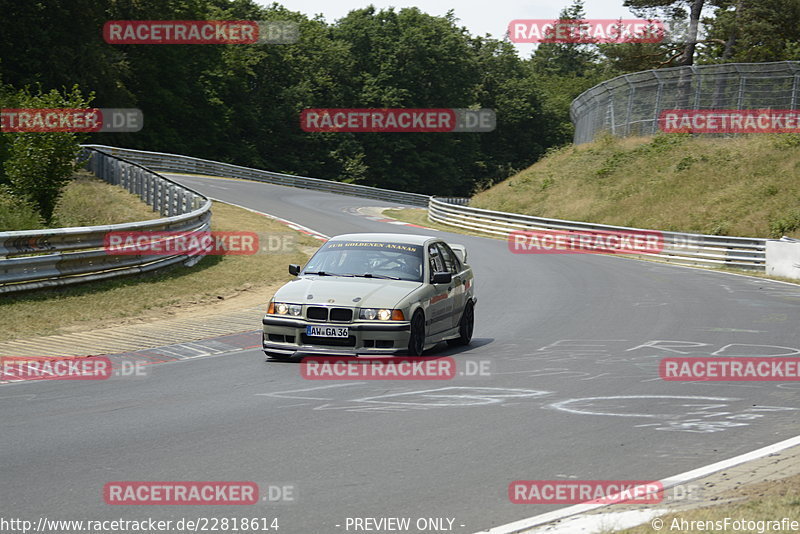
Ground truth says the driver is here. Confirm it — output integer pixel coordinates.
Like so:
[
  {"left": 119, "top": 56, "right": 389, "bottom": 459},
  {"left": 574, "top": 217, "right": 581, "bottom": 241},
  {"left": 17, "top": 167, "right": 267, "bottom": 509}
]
[{"left": 400, "top": 254, "right": 423, "bottom": 279}]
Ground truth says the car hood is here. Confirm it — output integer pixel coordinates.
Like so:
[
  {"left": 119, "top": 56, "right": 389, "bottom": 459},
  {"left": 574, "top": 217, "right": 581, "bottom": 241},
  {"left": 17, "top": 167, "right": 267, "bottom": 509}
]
[{"left": 275, "top": 276, "right": 421, "bottom": 309}]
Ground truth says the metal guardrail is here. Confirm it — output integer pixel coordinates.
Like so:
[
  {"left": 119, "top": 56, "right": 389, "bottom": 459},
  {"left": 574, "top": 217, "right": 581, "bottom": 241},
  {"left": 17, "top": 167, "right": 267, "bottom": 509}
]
[
  {"left": 83, "top": 145, "right": 432, "bottom": 207},
  {"left": 0, "top": 148, "right": 212, "bottom": 293},
  {"left": 429, "top": 197, "right": 766, "bottom": 270},
  {"left": 0, "top": 142, "right": 767, "bottom": 295},
  {"left": 435, "top": 197, "right": 471, "bottom": 206},
  {"left": 571, "top": 61, "right": 800, "bottom": 144}
]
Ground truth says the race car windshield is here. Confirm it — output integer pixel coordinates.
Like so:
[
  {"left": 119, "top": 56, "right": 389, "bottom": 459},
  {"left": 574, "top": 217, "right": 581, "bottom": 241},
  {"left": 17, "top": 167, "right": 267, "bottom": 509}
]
[{"left": 302, "top": 241, "right": 424, "bottom": 282}]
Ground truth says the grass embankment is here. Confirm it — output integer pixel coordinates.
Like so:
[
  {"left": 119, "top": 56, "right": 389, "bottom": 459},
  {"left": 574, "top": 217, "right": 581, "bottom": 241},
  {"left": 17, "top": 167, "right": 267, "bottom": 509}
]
[
  {"left": 471, "top": 133, "right": 800, "bottom": 239},
  {"left": 0, "top": 170, "right": 161, "bottom": 230},
  {"left": 617, "top": 473, "right": 800, "bottom": 533},
  {"left": 0, "top": 176, "right": 318, "bottom": 341}
]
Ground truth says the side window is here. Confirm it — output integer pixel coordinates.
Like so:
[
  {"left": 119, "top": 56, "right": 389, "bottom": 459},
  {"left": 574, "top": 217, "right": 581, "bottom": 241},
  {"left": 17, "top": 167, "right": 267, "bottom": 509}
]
[
  {"left": 428, "top": 244, "right": 446, "bottom": 281},
  {"left": 436, "top": 243, "right": 461, "bottom": 274}
]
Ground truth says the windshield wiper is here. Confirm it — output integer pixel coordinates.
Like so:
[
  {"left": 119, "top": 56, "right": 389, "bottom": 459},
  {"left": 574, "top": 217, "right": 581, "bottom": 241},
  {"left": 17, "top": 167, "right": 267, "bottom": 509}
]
[
  {"left": 304, "top": 271, "right": 354, "bottom": 277},
  {"left": 355, "top": 273, "right": 401, "bottom": 280}
]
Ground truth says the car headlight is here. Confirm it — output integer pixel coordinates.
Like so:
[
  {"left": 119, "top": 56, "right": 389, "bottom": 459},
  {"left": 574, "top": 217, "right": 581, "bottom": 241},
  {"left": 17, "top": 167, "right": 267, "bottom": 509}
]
[
  {"left": 268, "top": 301, "right": 302, "bottom": 316},
  {"left": 359, "top": 308, "right": 405, "bottom": 321}
]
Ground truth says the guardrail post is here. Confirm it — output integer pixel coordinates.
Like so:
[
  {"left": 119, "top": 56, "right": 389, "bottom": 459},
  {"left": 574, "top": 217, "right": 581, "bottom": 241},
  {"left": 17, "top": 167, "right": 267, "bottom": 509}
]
[
  {"left": 161, "top": 180, "right": 168, "bottom": 215},
  {"left": 153, "top": 178, "right": 160, "bottom": 214},
  {"left": 148, "top": 173, "right": 154, "bottom": 205},
  {"left": 167, "top": 184, "right": 175, "bottom": 216}
]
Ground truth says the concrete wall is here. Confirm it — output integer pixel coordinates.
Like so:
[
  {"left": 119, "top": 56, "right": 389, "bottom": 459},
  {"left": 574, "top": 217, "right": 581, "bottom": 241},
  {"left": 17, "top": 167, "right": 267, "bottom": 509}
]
[{"left": 766, "top": 238, "right": 800, "bottom": 279}]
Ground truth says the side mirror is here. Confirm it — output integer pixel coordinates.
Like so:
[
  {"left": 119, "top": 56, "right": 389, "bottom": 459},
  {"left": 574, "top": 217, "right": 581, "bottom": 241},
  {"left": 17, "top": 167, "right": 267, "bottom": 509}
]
[
  {"left": 431, "top": 271, "right": 452, "bottom": 284},
  {"left": 289, "top": 264, "right": 301, "bottom": 276}
]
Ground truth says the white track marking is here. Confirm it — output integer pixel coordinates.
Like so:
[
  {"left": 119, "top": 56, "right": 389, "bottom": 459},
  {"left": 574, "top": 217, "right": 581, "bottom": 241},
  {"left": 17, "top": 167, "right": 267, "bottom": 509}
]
[
  {"left": 475, "top": 435, "right": 800, "bottom": 533},
  {"left": 255, "top": 383, "right": 364, "bottom": 400}
]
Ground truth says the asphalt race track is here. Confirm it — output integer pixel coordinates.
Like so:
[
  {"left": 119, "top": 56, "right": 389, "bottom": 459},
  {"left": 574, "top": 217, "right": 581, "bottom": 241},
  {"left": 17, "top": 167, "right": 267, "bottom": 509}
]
[{"left": 2, "top": 173, "right": 800, "bottom": 533}]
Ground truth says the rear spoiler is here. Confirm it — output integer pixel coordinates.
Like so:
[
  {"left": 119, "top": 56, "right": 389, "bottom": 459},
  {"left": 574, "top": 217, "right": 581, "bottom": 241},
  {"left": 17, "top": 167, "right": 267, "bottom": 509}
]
[{"left": 450, "top": 244, "right": 468, "bottom": 264}]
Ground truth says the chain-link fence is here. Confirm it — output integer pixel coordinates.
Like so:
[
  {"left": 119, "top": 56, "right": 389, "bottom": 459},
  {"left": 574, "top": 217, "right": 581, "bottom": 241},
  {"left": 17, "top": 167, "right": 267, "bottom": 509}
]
[{"left": 571, "top": 61, "right": 800, "bottom": 144}]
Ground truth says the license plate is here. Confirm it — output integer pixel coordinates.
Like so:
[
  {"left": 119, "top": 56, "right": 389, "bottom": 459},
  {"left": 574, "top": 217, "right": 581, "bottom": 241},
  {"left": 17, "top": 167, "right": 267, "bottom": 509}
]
[{"left": 306, "top": 325, "right": 349, "bottom": 338}]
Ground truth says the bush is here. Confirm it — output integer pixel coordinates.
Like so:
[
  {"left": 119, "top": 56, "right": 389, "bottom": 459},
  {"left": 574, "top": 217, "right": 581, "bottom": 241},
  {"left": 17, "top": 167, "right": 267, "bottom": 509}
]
[
  {"left": 0, "top": 190, "right": 44, "bottom": 231},
  {"left": 769, "top": 210, "right": 800, "bottom": 238},
  {"left": 0, "top": 85, "right": 92, "bottom": 223}
]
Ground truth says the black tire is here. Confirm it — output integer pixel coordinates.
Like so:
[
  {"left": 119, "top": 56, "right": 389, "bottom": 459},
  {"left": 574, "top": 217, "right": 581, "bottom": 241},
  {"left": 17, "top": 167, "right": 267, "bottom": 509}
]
[
  {"left": 407, "top": 310, "right": 426, "bottom": 356},
  {"left": 447, "top": 301, "right": 474, "bottom": 347}
]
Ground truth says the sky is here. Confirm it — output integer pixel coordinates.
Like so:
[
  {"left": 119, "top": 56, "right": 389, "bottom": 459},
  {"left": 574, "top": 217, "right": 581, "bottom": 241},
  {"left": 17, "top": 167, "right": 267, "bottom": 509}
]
[{"left": 271, "top": 0, "right": 640, "bottom": 57}]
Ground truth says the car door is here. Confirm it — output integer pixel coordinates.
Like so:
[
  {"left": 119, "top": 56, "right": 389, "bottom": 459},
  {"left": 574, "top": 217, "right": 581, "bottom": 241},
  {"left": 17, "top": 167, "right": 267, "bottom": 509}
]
[
  {"left": 435, "top": 242, "right": 465, "bottom": 330},
  {"left": 426, "top": 243, "right": 451, "bottom": 336}
]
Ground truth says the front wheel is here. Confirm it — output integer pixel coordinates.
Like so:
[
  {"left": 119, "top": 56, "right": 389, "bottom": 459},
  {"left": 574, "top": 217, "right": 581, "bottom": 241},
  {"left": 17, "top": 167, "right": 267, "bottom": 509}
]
[
  {"left": 407, "top": 310, "right": 426, "bottom": 356},
  {"left": 447, "top": 301, "right": 474, "bottom": 347}
]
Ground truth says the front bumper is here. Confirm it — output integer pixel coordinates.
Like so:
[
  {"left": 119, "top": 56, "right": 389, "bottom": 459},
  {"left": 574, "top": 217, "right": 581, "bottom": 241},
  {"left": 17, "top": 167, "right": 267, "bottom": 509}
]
[{"left": 262, "top": 315, "right": 411, "bottom": 357}]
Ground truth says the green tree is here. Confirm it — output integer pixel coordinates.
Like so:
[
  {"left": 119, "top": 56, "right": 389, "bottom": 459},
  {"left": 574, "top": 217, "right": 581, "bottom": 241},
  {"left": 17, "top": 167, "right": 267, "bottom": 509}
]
[
  {"left": 0, "top": 0, "right": 133, "bottom": 108},
  {"left": 471, "top": 37, "right": 554, "bottom": 187},
  {"left": 330, "top": 7, "right": 483, "bottom": 195},
  {"left": 623, "top": 0, "right": 707, "bottom": 65},
  {"left": 528, "top": 0, "right": 600, "bottom": 76},
  {"left": 701, "top": 0, "right": 800, "bottom": 62},
  {"left": 1, "top": 86, "right": 92, "bottom": 223},
  {"left": 526, "top": 1, "right": 607, "bottom": 144},
  {"left": 0, "top": 0, "right": 592, "bottom": 197}
]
